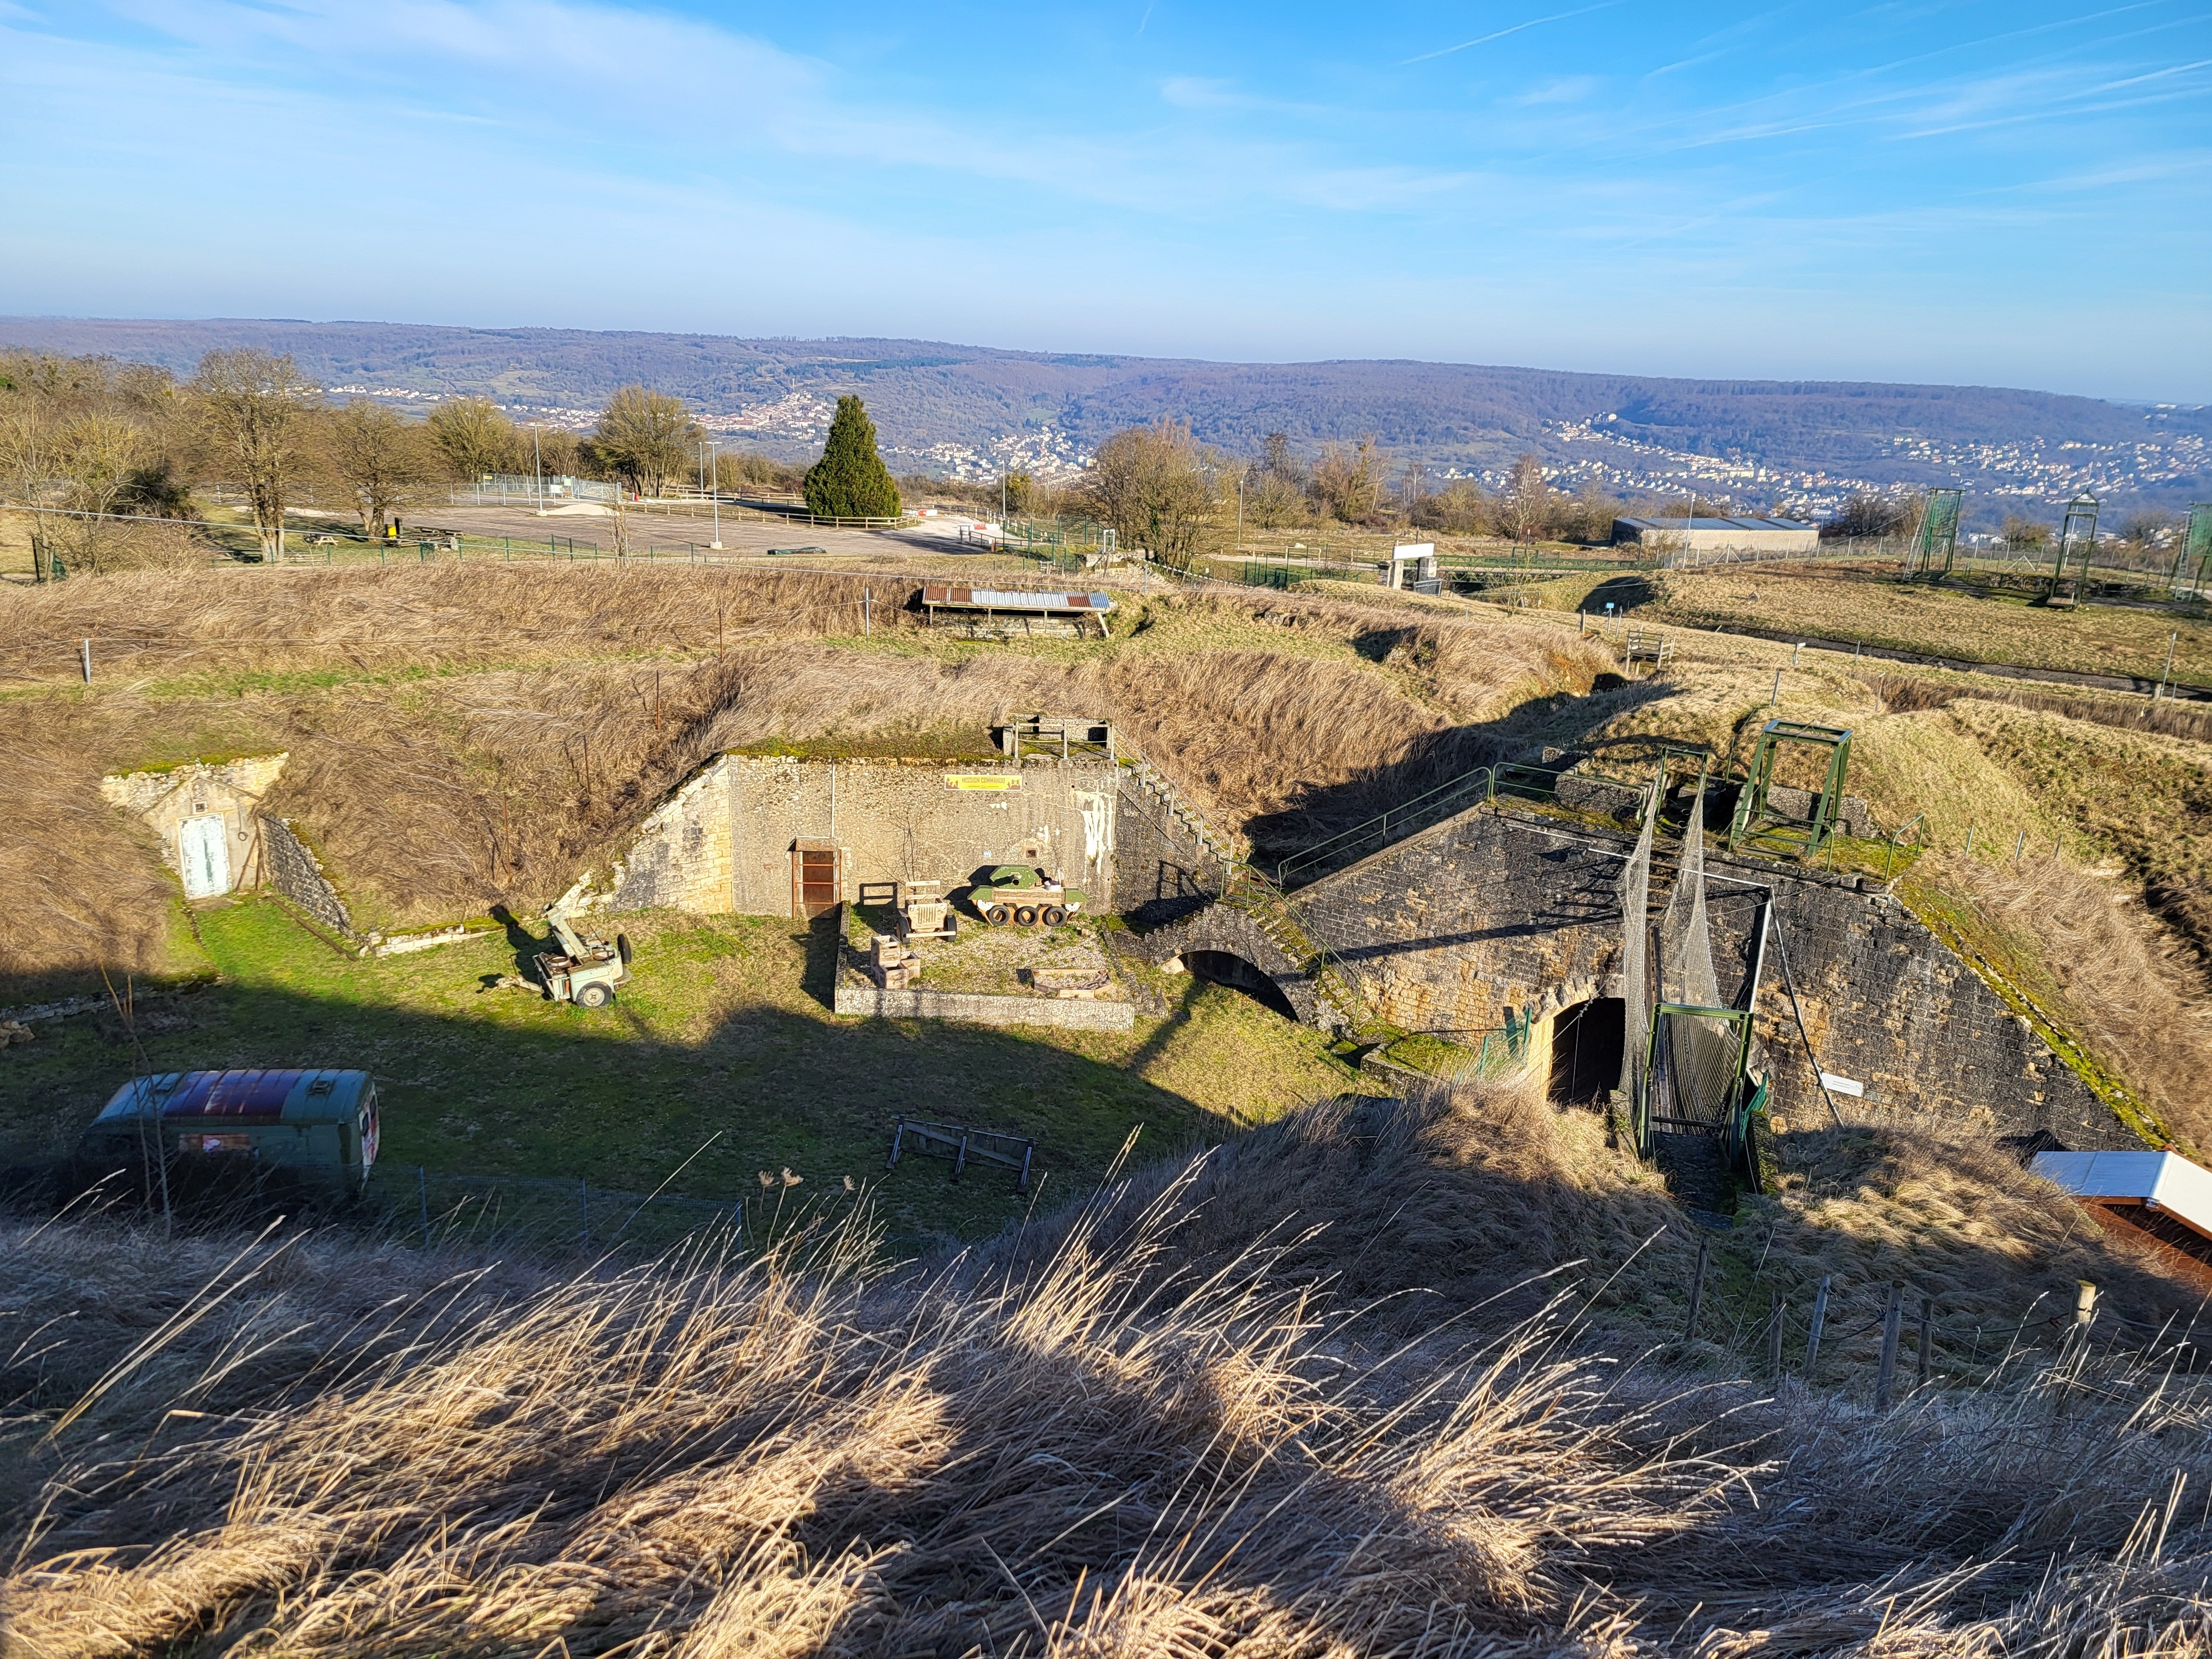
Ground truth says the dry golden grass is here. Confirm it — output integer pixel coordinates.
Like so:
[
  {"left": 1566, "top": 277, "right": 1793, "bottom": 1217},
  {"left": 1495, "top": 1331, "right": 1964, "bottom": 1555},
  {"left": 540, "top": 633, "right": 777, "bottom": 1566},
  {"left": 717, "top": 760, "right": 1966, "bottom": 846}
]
[
  {"left": 1647, "top": 565, "right": 2212, "bottom": 687},
  {"left": 11, "top": 1082, "right": 2212, "bottom": 1654},
  {"left": 0, "top": 568, "right": 1608, "bottom": 982},
  {"left": 1911, "top": 848, "right": 2212, "bottom": 1154}
]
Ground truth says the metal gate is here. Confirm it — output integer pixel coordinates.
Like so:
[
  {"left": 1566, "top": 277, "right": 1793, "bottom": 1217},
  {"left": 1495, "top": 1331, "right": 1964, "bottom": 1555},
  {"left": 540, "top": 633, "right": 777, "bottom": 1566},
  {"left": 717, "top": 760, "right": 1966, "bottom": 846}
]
[
  {"left": 179, "top": 815, "right": 229, "bottom": 899},
  {"left": 1640, "top": 1001, "right": 1752, "bottom": 1138}
]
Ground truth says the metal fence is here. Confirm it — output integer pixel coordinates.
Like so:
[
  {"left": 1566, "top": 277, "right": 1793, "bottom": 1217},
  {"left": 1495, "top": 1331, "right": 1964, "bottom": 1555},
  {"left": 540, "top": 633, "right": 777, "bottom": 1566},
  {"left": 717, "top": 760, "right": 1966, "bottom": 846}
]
[
  {"left": 367, "top": 1163, "right": 800, "bottom": 1256},
  {"left": 1274, "top": 761, "right": 1566, "bottom": 889}
]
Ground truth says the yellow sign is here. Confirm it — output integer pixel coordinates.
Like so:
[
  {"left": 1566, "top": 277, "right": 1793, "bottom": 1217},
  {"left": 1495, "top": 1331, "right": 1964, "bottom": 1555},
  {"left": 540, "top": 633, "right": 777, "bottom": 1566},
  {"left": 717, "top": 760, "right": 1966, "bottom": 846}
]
[{"left": 946, "top": 774, "right": 1022, "bottom": 791}]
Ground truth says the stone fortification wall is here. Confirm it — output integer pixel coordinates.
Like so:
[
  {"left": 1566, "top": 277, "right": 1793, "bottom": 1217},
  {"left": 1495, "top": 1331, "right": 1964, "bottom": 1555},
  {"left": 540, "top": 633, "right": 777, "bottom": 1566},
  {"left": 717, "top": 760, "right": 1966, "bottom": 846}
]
[
  {"left": 262, "top": 819, "right": 355, "bottom": 937},
  {"left": 1290, "top": 807, "right": 2130, "bottom": 1150},
  {"left": 603, "top": 764, "right": 734, "bottom": 913},
  {"left": 832, "top": 984, "right": 1136, "bottom": 1030},
  {"left": 1111, "top": 773, "right": 1230, "bottom": 930},
  {"left": 100, "top": 753, "right": 288, "bottom": 897},
  {"left": 607, "top": 754, "right": 1121, "bottom": 918}
]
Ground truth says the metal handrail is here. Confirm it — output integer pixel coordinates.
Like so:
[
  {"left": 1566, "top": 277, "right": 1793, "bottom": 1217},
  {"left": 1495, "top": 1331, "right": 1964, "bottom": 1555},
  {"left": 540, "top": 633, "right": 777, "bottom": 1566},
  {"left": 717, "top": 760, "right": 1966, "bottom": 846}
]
[
  {"left": 1276, "top": 765, "right": 1496, "bottom": 887},
  {"left": 1274, "top": 759, "right": 1566, "bottom": 889},
  {"left": 1882, "top": 813, "right": 1928, "bottom": 886}
]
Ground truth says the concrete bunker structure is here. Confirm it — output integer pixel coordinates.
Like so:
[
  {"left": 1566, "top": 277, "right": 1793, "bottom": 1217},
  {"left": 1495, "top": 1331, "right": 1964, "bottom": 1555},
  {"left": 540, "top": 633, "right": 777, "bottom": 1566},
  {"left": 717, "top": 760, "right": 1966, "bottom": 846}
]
[
  {"left": 602, "top": 748, "right": 1126, "bottom": 920},
  {"left": 102, "top": 754, "right": 288, "bottom": 899},
  {"left": 1142, "top": 796, "right": 2143, "bottom": 1152}
]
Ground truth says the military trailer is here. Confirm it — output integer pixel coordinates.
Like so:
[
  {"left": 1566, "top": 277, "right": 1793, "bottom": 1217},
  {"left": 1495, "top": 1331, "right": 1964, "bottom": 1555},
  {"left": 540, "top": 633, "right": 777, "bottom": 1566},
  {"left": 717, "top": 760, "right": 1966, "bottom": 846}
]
[
  {"left": 538, "top": 902, "right": 632, "bottom": 1008},
  {"left": 71, "top": 1068, "right": 380, "bottom": 1203}
]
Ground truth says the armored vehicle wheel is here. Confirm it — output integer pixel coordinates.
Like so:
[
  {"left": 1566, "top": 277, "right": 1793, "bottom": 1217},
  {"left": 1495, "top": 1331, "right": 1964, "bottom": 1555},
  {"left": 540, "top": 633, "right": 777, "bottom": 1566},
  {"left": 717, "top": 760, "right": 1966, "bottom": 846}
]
[
  {"left": 1014, "top": 905, "right": 1038, "bottom": 926},
  {"left": 576, "top": 982, "right": 615, "bottom": 1009},
  {"left": 1041, "top": 905, "right": 1066, "bottom": 926},
  {"left": 985, "top": 905, "right": 1010, "bottom": 926}
]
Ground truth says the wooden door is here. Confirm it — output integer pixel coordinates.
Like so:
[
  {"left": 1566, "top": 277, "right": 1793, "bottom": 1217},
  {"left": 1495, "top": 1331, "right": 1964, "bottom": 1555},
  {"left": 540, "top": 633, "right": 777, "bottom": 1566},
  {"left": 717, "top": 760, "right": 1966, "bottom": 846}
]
[{"left": 792, "top": 845, "right": 839, "bottom": 918}]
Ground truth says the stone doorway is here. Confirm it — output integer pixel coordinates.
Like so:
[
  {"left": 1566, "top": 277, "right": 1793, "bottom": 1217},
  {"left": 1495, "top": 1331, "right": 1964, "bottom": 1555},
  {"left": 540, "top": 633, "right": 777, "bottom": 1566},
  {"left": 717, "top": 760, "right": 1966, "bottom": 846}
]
[{"left": 1548, "top": 998, "right": 1625, "bottom": 1104}]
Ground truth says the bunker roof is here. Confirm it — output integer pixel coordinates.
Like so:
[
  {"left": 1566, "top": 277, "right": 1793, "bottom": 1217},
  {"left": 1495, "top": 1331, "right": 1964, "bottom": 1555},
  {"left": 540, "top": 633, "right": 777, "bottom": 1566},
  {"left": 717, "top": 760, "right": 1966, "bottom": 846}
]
[{"left": 95, "top": 1068, "right": 375, "bottom": 1127}]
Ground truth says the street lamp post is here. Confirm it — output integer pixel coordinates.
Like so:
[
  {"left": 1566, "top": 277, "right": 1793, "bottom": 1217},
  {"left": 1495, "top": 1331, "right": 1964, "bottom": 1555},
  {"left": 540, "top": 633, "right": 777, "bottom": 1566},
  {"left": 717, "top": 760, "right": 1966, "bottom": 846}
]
[{"left": 704, "top": 439, "right": 723, "bottom": 549}]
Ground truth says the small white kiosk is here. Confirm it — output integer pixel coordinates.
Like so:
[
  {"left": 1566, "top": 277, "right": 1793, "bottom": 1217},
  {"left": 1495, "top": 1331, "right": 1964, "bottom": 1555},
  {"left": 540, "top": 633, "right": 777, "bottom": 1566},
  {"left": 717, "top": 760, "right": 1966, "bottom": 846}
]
[{"left": 1387, "top": 542, "right": 1440, "bottom": 594}]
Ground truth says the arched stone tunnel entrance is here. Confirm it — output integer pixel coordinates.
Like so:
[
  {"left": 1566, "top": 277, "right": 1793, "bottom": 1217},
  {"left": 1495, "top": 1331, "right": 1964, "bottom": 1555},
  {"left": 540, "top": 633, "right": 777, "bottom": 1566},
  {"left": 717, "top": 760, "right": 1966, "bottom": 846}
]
[{"left": 1183, "top": 950, "right": 1301, "bottom": 1020}]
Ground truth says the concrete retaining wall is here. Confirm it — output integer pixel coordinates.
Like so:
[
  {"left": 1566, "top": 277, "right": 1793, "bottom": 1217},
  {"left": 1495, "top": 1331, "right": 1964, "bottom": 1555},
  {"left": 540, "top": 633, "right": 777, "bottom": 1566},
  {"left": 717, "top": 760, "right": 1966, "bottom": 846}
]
[{"left": 833, "top": 983, "right": 1136, "bottom": 1030}]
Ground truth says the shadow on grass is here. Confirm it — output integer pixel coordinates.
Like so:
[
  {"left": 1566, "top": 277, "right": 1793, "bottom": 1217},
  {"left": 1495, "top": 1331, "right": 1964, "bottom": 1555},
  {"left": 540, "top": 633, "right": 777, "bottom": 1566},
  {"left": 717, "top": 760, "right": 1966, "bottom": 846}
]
[
  {"left": 0, "top": 905, "right": 1251, "bottom": 1249},
  {"left": 1246, "top": 675, "right": 1680, "bottom": 870}
]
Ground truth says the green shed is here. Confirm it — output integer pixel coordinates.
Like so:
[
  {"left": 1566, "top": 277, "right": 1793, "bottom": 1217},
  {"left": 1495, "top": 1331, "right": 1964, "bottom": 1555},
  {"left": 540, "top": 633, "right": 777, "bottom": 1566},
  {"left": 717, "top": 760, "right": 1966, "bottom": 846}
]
[{"left": 75, "top": 1068, "right": 380, "bottom": 1202}]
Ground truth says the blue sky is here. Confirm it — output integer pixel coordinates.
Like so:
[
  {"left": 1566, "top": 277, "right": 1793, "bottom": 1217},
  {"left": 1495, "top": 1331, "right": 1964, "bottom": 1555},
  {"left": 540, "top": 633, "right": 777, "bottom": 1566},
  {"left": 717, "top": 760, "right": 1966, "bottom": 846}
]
[{"left": 3, "top": 1, "right": 2208, "bottom": 398}]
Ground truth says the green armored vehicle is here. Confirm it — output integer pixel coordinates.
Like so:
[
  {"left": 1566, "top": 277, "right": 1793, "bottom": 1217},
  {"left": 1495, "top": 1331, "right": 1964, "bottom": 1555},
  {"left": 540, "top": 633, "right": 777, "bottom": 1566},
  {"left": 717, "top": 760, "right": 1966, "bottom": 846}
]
[
  {"left": 969, "top": 865, "right": 1086, "bottom": 927},
  {"left": 71, "top": 1068, "right": 380, "bottom": 1204}
]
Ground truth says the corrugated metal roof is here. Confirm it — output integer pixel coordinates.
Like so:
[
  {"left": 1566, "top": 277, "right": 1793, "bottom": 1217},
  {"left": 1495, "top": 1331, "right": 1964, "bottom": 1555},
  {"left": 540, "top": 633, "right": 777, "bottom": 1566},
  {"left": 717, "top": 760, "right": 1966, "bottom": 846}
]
[
  {"left": 1613, "top": 517, "right": 1815, "bottom": 533},
  {"left": 2033, "top": 1150, "right": 2212, "bottom": 1241},
  {"left": 95, "top": 1069, "right": 373, "bottom": 1126},
  {"left": 921, "top": 585, "right": 1114, "bottom": 613}
]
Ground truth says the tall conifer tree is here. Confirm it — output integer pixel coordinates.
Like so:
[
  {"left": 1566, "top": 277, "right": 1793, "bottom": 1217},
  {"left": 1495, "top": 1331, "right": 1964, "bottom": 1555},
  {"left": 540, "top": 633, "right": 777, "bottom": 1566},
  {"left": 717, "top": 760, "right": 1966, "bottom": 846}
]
[{"left": 804, "top": 395, "right": 900, "bottom": 519}]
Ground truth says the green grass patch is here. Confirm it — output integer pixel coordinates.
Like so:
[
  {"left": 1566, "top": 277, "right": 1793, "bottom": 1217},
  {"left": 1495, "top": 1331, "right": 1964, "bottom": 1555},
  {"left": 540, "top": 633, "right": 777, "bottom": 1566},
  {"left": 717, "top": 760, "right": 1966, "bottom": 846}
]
[{"left": 2, "top": 895, "right": 1363, "bottom": 1248}]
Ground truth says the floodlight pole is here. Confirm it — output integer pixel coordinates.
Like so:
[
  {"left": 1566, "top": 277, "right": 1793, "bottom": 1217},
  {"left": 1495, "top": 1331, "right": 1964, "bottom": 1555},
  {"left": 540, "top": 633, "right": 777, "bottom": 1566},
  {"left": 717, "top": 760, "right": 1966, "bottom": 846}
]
[{"left": 533, "top": 426, "right": 543, "bottom": 510}]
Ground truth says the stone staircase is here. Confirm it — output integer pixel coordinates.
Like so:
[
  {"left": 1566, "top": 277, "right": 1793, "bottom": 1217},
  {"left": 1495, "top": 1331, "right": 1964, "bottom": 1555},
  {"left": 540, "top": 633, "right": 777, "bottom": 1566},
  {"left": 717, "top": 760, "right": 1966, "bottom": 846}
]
[
  {"left": 1216, "top": 871, "right": 1365, "bottom": 1033},
  {"left": 1117, "top": 745, "right": 1364, "bottom": 1033},
  {"left": 1118, "top": 749, "right": 1239, "bottom": 870}
]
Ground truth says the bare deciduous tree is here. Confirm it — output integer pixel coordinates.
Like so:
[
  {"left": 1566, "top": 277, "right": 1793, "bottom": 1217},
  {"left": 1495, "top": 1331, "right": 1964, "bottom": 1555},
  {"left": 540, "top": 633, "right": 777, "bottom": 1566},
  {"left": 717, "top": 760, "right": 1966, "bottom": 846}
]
[
  {"left": 426, "top": 397, "right": 519, "bottom": 486},
  {"left": 593, "top": 387, "right": 703, "bottom": 499},
  {"left": 1412, "top": 478, "right": 1487, "bottom": 536},
  {"left": 191, "top": 348, "right": 316, "bottom": 564},
  {"left": 1243, "top": 431, "right": 1308, "bottom": 529},
  {"left": 55, "top": 414, "right": 142, "bottom": 572},
  {"left": 324, "top": 400, "right": 432, "bottom": 538},
  {"left": 1500, "top": 453, "right": 1553, "bottom": 544},
  {"left": 1081, "top": 419, "right": 1218, "bottom": 569},
  {"left": 0, "top": 398, "right": 57, "bottom": 580}
]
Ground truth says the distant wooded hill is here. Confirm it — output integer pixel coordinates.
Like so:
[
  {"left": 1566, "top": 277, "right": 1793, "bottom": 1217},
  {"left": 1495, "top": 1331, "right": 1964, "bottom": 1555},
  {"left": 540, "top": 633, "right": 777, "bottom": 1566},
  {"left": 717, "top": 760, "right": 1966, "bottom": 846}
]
[{"left": 3, "top": 316, "right": 2204, "bottom": 514}]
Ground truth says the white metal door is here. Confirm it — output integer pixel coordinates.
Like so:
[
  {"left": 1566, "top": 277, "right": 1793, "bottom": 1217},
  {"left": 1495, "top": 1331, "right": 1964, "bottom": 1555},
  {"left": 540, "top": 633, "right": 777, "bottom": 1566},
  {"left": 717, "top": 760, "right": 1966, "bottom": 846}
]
[{"left": 179, "top": 815, "right": 229, "bottom": 898}]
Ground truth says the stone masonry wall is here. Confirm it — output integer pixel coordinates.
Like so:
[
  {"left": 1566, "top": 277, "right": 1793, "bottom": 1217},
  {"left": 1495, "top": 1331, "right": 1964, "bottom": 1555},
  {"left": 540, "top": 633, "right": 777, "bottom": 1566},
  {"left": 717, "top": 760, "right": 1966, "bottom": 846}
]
[
  {"left": 262, "top": 818, "right": 355, "bottom": 937},
  {"left": 1293, "top": 806, "right": 2132, "bottom": 1150},
  {"left": 1112, "top": 773, "right": 1229, "bottom": 930}
]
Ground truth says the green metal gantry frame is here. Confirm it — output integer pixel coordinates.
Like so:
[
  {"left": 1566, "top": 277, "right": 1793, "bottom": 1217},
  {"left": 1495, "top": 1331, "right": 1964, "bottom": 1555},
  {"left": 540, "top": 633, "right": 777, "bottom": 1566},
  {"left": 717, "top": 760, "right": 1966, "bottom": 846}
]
[
  {"left": 1906, "top": 488, "right": 1964, "bottom": 580},
  {"left": 1728, "top": 719, "right": 1854, "bottom": 859},
  {"left": 2172, "top": 503, "right": 2212, "bottom": 600},
  {"left": 2047, "top": 493, "right": 2100, "bottom": 607}
]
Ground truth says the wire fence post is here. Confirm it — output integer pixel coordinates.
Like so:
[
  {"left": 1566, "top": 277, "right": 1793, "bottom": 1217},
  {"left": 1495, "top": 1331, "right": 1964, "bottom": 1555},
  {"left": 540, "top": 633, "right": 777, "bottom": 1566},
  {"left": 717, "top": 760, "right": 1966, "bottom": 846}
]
[
  {"left": 1804, "top": 1274, "right": 1831, "bottom": 1379},
  {"left": 1875, "top": 1284, "right": 1905, "bottom": 1412},
  {"left": 1684, "top": 1235, "right": 1710, "bottom": 1341},
  {"left": 1917, "top": 1294, "right": 1934, "bottom": 1391},
  {"left": 1768, "top": 1290, "right": 1786, "bottom": 1378},
  {"left": 80, "top": 638, "right": 91, "bottom": 684}
]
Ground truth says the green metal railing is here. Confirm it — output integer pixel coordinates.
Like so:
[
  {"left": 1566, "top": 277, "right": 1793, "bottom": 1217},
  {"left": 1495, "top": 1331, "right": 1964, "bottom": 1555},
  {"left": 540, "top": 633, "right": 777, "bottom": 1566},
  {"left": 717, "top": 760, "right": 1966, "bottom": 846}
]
[
  {"left": 1452, "top": 1009, "right": 1534, "bottom": 1083},
  {"left": 1274, "top": 761, "right": 1562, "bottom": 889}
]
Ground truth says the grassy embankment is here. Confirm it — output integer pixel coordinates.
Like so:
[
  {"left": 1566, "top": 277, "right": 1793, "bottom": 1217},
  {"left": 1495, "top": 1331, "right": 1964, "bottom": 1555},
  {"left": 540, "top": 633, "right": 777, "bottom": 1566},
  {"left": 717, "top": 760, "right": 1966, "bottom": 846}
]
[
  {"left": 11, "top": 1079, "right": 2212, "bottom": 1655},
  {"left": 1499, "top": 560, "right": 2212, "bottom": 688},
  {"left": 0, "top": 562, "right": 1609, "bottom": 985},
  {"left": 6, "top": 562, "right": 1618, "bottom": 1241}
]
